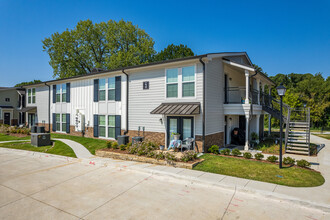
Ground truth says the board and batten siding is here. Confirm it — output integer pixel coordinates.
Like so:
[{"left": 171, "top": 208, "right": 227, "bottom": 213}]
[
  {"left": 205, "top": 58, "right": 225, "bottom": 135},
  {"left": 128, "top": 62, "right": 204, "bottom": 135},
  {"left": 35, "top": 86, "right": 49, "bottom": 124}
]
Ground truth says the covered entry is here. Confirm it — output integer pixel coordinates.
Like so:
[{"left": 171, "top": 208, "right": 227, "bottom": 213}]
[
  {"left": 151, "top": 102, "right": 200, "bottom": 147},
  {"left": 20, "top": 107, "right": 37, "bottom": 127}
]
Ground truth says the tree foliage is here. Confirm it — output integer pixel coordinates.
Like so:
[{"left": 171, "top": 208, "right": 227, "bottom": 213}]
[
  {"left": 269, "top": 73, "right": 330, "bottom": 128},
  {"left": 42, "top": 19, "right": 155, "bottom": 78},
  {"left": 152, "top": 44, "right": 194, "bottom": 62},
  {"left": 15, "top": 80, "right": 42, "bottom": 87}
]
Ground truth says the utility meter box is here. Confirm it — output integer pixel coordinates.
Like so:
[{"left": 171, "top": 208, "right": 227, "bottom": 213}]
[
  {"left": 75, "top": 111, "right": 85, "bottom": 132},
  {"left": 31, "top": 133, "right": 51, "bottom": 147}
]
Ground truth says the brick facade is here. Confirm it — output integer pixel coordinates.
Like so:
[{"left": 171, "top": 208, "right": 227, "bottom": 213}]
[
  {"left": 69, "top": 126, "right": 94, "bottom": 138},
  {"left": 121, "top": 130, "right": 165, "bottom": 146},
  {"left": 195, "top": 132, "right": 224, "bottom": 153}
]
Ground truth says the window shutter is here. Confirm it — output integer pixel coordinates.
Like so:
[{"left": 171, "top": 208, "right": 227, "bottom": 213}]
[
  {"left": 93, "top": 114, "right": 99, "bottom": 137},
  {"left": 66, "top": 114, "right": 70, "bottom": 133},
  {"left": 115, "top": 76, "right": 121, "bottom": 101},
  {"left": 94, "top": 79, "right": 99, "bottom": 102},
  {"left": 115, "top": 115, "right": 121, "bottom": 139},
  {"left": 52, "top": 113, "right": 56, "bottom": 131},
  {"left": 52, "top": 85, "right": 56, "bottom": 103},
  {"left": 66, "top": 83, "right": 70, "bottom": 103}
]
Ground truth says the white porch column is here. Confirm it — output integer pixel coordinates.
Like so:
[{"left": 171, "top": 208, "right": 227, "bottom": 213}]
[
  {"left": 245, "top": 116, "right": 249, "bottom": 150},
  {"left": 256, "top": 114, "right": 260, "bottom": 141},
  {"left": 257, "top": 78, "right": 261, "bottom": 105},
  {"left": 245, "top": 70, "right": 249, "bottom": 104}
]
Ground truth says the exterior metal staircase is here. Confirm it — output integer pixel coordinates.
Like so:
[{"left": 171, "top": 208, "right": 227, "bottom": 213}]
[{"left": 260, "top": 92, "right": 311, "bottom": 155}]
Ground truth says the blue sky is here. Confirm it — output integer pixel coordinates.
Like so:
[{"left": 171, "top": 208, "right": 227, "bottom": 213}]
[{"left": 0, "top": 0, "right": 329, "bottom": 86}]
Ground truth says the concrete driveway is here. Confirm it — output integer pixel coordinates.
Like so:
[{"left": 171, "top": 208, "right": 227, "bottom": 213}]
[{"left": 0, "top": 148, "right": 328, "bottom": 220}]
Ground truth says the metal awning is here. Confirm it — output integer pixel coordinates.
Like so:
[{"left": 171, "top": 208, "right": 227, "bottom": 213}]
[
  {"left": 20, "top": 107, "right": 37, "bottom": 112},
  {"left": 151, "top": 102, "right": 200, "bottom": 115}
]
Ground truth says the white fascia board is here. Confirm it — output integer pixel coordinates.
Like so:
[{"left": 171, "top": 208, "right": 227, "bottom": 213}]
[{"left": 222, "top": 60, "right": 255, "bottom": 72}]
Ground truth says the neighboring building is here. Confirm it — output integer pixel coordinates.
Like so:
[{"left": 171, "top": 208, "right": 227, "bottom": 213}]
[
  {"left": 0, "top": 87, "right": 25, "bottom": 126},
  {"left": 22, "top": 52, "right": 275, "bottom": 152}
]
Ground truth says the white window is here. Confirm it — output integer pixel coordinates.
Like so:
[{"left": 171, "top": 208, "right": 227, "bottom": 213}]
[
  {"left": 166, "top": 68, "right": 178, "bottom": 98},
  {"left": 182, "top": 66, "right": 195, "bottom": 97},
  {"left": 99, "top": 79, "right": 106, "bottom": 101},
  {"left": 56, "top": 114, "right": 61, "bottom": 131},
  {"left": 27, "top": 88, "right": 36, "bottom": 104},
  {"left": 99, "top": 115, "right": 106, "bottom": 137},
  {"left": 62, "top": 84, "right": 67, "bottom": 102},
  {"left": 56, "top": 85, "right": 61, "bottom": 102},
  {"left": 62, "top": 114, "right": 66, "bottom": 132},
  {"left": 108, "top": 77, "right": 115, "bottom": 101},
  {"left": 108, "top": 115, "right": 116, "bottom": 138}
]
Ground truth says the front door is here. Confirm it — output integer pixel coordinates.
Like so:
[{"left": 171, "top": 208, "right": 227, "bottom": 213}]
[
  {"left": 4, "top": 113, "right": 10, "bottom": 125},
  {"left": 167, "top": 116, "right": 194, "bottom": 145},
  {"left": 28, "top": 113, "right": 35, "bottom": 127}
]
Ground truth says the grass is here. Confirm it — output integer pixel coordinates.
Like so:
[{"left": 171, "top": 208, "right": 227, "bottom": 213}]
[
  {"left": 0, "top": 140, "right": 76, "bottom": 158},
  {"left": 314, "top": 134, "right": 330, "bottom": 140},
  {"left": 194, "top": 154, "right": 324, "bottom": 187},
  {"left": 51, "top": 133, "right": 108, "bottom": 154},
  {"left": 0, "top": 133, "right": 30, "bottom": 141}
]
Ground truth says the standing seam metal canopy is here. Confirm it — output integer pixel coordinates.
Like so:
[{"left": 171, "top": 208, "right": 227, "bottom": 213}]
[{"left": 150, "top": 103, "right": 200, "bottom": 115}]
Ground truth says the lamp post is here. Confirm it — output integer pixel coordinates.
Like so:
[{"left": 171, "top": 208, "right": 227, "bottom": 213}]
[{"left": 276, "top": 83, "right": 286, "bottom": 168}]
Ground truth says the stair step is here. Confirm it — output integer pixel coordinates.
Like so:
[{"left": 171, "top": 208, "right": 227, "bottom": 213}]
[
  {"left": 287, "top": 146, "right": 309, "bottom": 151},
  {"left": 287, "top": 143, "right": 309, "bottom": 147},
  {"left": 289, "top": 131, "right": 308, "bottom": 135},
  {"left": 286, "top": 149, "right": 309, "bottom": 155},
  {"left": 290, "top": 122, "right": 309, "bottom": 125}
]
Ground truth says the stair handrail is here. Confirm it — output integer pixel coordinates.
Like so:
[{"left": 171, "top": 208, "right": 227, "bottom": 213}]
[{"left": 284, "top": 107, "right": 291, "bottom": 151}]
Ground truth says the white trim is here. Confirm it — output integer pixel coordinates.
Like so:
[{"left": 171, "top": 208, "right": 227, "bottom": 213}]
[{"left": 223, "top": 60, "right": 255, "bottom": 72}]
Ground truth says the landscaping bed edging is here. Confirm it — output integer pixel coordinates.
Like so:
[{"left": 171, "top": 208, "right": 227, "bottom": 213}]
[{"left": 96, "top": 149, "right": 203, "bottom": 169}]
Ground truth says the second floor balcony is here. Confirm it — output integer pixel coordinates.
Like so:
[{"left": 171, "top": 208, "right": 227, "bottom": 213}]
[{"left": 224, "top": 87, "right": 259, "bottom": 105}]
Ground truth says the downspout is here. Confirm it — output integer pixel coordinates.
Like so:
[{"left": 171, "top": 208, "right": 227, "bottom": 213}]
[
  {"left": 199, "top": 57, "right": 206, "bottom": 153},
  {"left": 45, "top": 83, "right": 51, "bottom": 133},
  {"left": 122, "top": 69, "right": 129, "bottom": 135}
]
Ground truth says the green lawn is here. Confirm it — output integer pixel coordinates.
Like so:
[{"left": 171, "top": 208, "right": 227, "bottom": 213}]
[
  {"left": 194, "top": 154, "right": 324, "bottom": 187},
  {"left": 314, "top": 134, "right": 330, "bottom": 140},
  {"left": 0, "top": 133, "right": 30, "bottom": 141},
  {"left": 0, "top": 140, "right": 76, "bottom": 158},
  {"left": 51, "top": 133, "right": 108, "bottom": 154}
]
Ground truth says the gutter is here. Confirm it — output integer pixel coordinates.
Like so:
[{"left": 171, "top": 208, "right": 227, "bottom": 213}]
[
  {"left": 122, "top": 70, "right": 129, "bottom": 135},
  {"left": 44, "top": 82, "right": 51, "bottom": 133},
  {"left": 199, "top": 57, "right": 206, "bottom": 153}
]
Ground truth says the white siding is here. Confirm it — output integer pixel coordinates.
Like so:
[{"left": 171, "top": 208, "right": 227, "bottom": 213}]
[
  {"left": 128, "top": 62, "right": 203, "bottom": 134},
  {"left": 35, "top": 86, "right": 49, "bottom": 124},
  {"left": 205, "top": 58, "right": 224, "bottom": 135}
]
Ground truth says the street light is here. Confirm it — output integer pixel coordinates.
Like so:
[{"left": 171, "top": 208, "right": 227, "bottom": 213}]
[{"left": 276, "top": 83, "right": 286, "bottom": 168}]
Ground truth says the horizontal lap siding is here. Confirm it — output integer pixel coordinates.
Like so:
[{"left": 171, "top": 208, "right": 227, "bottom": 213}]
[
  {"left": 129, "top": 62, "right": 203, "bottom": 134},
  {"left": 205, "top": 58, "right": 224, "bottom": 135}
]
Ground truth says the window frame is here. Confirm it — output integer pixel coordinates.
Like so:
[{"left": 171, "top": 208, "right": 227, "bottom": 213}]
[
  {"left": 56, "top": 85, "right": 61, "bottom": 102},
  {"left": 165, "top": 65, "right": 196, "bottom": 99},
  {"left": 62, "top": 84, "right": 67, "bottom": 103},
  {"left": 98, "top": 115, "right": 106, "bottom": 137},
  {"left": 166, "top": 68, "right": 179, "bottom": 98},
  {"left": 107, "top": 77, "right": 116, "bottom": 101},
  {"left": 98, "top": 79, "right": 106, "bottom": 101},
  {"left": 55, "top": 114, "right": 61, "bottom": 131},
  {"left": 107, "top": 115, "right": 116, "bottom": 138},
  {"left": 27, "top": 88, "right": 36, "bottom": 104},
  {"left": 61, "top": 114, "right": 66, "bottom": 132}
]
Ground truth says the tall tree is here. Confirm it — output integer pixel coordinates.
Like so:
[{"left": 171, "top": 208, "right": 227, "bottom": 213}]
[
  {"left": 15, "top": 80, "right": 42, "bottom": 87},
  {"left": 152, "top": 44, "right": 194, "bottom": 62},
  {"left": 42, "top": 19, "right": 155, "bottom": 78}
]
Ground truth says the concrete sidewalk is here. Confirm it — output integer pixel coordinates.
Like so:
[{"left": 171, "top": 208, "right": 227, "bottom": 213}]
[{"left": 53, "top": 138, "right": 93, "bottom": 159}]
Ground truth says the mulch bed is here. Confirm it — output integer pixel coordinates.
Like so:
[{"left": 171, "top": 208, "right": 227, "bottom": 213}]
[{"left": 4, "top": 133, "right": 29, "bottom": 138}]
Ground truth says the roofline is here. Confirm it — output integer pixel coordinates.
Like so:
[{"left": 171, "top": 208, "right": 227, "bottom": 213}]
[{"left": 21, "top": 51, "right": 260, "bottom": 87}]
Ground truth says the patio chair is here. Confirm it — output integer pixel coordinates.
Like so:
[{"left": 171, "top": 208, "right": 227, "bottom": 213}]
[{"left": 181, "top": 138, "right": 195, "bottom": 152}]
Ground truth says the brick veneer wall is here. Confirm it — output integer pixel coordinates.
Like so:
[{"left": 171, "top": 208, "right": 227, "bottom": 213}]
[
  {"left": 121, "top": 130, "right": 165, "bottom": 146},
  {"left": 0, "top": 120, "right": 3, "bottom": 124},
  {"left": 195, "top": 132, "right": 224, "bottom": 153},
  {"left": 69, "top": 126, "right": 94, "bottom": 138}
]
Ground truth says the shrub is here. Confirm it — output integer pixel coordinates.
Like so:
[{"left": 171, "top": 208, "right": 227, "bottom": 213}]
[
  {"left": 155, "top": 152, "right": 165, "bottom": 160},
  {"left": 208, "top": 145, "right": 219, "bottom": 154},
  {"left": 283, "top": 157, "right": 295, "bottom": 165},
  {"left": 112, "top": 142, "right": 119, "bottom": 149},
  {"left": 165, "top": 152, "right": 177, "bottom": 162},
  {"left": 127, "top": 142, "right": 132, "bottom": 147},
  {"left": 296, "top": 159, "right": 311, "bottom": 168},
  {"left": 231, "top": 149, "right": 241, "bottom": 156},
  {"left": 243, "top": 152, "right": 252, "bottom": 159},
  {"left": 254, "top": 153, "right": 264, "bottom": 160},
  {"left": 181, "top": 150, "right": 197, "bottom": 162},
  {"left": 147, "top": 151, "right": 156, "bottom": 158},
  {"left": 267, "top": 155, "right": 278, "bottom": 163},
  {"left": 119, "top": 144, "right": 126, "bottom": 151},
  {"left": 127, "top": 145, "right": 138, "bottom": 154},
  {"left": 251, "top": 132, "right": 258, "bottom": 140},
  {"left": 106, "top": 141, "right": 113, "bottom": 149},
  {"left": 220, "top": 149, "right": 230, "bottom": 155}
]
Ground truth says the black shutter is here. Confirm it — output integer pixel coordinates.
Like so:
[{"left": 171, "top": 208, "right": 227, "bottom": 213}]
[
  {"left": 52, "top": 113, "right": 56, "bottom": 131},
  {"left": 66, "top": 83, "right": 70, "bottom": 103},
  {"left": 115, "top": 76, "right": 121, "bottom": 101},
  {"left": 115, "top": 115, "right": 121, "bottom": 139},
  {"left": 94, "top": 79, "right": 99, "bottom": 102},
  {"left": 52, "top": 85, "right": 56, "bottom": 103},
  {"left": 66, "top": 114, "right": 70, "bottom": 133},
  {"left": 93, "top": 114, "right": 99, "bottom": 137}
]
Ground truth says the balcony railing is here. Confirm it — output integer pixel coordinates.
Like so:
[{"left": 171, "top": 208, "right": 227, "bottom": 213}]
[{"left": 224, "top": 87, "right": 259, "bottom": 104}]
